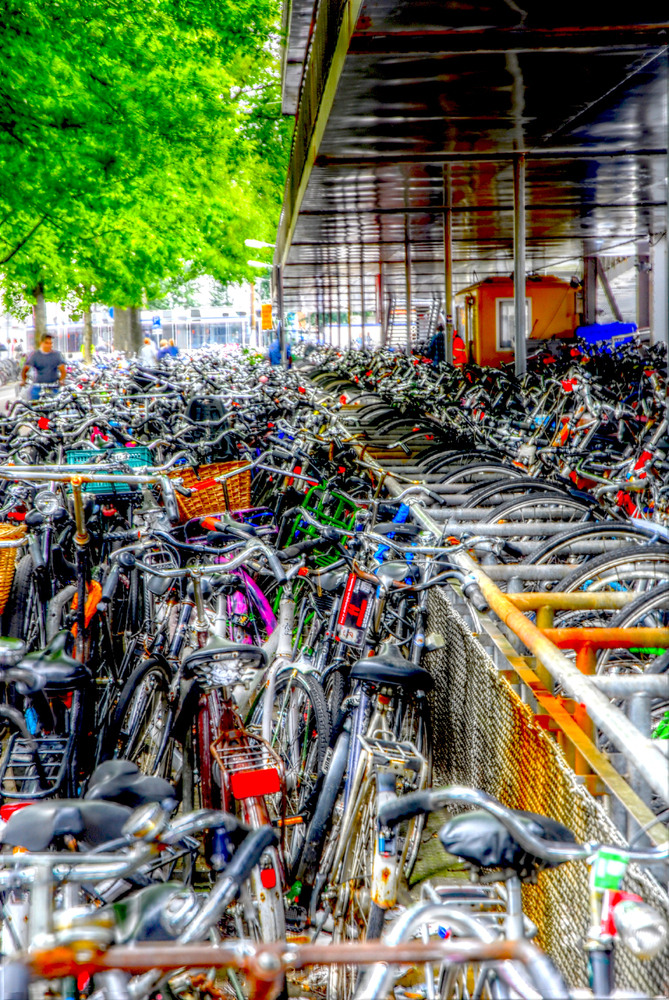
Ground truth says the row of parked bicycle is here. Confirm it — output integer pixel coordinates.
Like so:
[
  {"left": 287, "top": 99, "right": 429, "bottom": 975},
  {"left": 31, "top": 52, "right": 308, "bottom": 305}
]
[{"left": 0, "top": 346, "right": 664, "bottom": 999}]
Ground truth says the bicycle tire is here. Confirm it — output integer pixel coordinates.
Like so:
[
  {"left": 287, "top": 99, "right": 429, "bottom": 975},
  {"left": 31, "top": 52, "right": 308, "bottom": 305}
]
[
  {"left": 559, "top": 544, "right": 669, "bottom": 594},
  {"left": 106, "top": 659, "right": 173, "bottom": 776},
  {"left": 248, "top": 669, "right": 331, "bottom": 873},
  {"left": 3, "top": 554, "right": 47, "bottom": 650},
  {"left": 523, "top": 523, "right": 658, "bottom": 566},
  {"left": 597, "top": 582, "right": 669, "bottom": 674}
]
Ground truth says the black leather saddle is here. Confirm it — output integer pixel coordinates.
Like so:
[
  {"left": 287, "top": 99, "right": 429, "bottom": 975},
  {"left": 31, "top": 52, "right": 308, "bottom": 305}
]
[
  {"left": 2, "top": 800, "right": 131, "bottom": 851},
  {"left": 439, "top": 809, "right": 577, "bottom": 876},
  {"left": 374, "top": 560, "right": 422, "bottom": 590},
  {"left": 85, "top": 760, "right": 177, "bottom": 810},
  {"left": 183, "top": 634, "right": 266, "bottom": 672},
  {"left": 350, "top": 641, "right": 434, "bottom": 692},
  {"left": 19, "top": 631, "right": 91, "bottom": 692}
]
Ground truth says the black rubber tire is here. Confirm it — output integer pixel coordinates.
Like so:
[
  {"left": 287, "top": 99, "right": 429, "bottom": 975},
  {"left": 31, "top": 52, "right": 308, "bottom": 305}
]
[
  {"left": 559, "top": 544, "right": 669, "bottom": 593},
  {"left": 523, "top": 523, "right": 656, "bottom": 566},
  {"left": 106, "top": 658, "right": 172, "bottom": 774},
  {"left": 4, "top": 554, "right": 46, "bottom": 650}
]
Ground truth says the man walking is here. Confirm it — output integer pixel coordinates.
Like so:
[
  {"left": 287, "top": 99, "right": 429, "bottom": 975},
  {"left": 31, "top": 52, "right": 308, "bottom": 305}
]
[{"left": 20, "top": 334, "right": 66, "bottom": 400}]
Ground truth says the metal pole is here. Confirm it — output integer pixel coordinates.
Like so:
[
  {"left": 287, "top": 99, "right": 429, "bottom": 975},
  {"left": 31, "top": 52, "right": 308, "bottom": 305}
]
[
  {"left": 665, "top": 54, "right": 669, "bottom": 369},
  {"left": 347, "top": 263, "right": 352, "bottom": 350},
  {"left": 360, "top": 257, "right": 366, "bottom": 350},
  {"left": 379, "top": 262, "right": 387, "bottom": 347},
  {"left": 404, "top": 214, "right": 412, "bottom": 354},
  {"left": 513, "top": 153, "right": 527, "bottom": 376},
  {"left": 336, "top": 278, "right": 341, "bottom": 349},
  {"left": 443, "top": 164, "right": 453, "bottom": 364},
  {"left": 277, "top": 264, "right": 287, "bottom": 367}
]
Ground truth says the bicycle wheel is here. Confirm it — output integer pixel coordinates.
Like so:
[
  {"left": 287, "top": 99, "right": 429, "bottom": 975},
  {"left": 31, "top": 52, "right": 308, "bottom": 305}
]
[
  {"left": 596, "top": 582, "right": 669, "bottom": 674},
  {"left": 555, "top": 544, "right": 669, "bottom": 627},
  {"left": 3, "top": 555, "right": 47, "bottom": 650},
  {"left": 523, "top": 522, "right": 657, "bottom": 567},
  {"left": 248, "top": 669, "right": 330, "bottom": 875},
  {"left": 328, "top": 777, "right": 385, "bottom": 1000},
  {"left": 107, "top": 659, "right": 173, "bottom": 776}
]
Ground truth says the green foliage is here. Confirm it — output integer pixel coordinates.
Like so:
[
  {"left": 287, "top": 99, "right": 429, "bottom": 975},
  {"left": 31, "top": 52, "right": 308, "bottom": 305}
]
[{"left": 0, "top": 0, "right": 289, "bottom": 313}]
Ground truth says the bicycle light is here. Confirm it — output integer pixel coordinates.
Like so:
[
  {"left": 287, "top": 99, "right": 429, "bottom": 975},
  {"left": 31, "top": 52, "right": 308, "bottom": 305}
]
[
  {"left": 34, "top": 488, "right": 61, "bottom": 515},
  {"left": 613, "top": 899, "right": 668, "bottom": 959}
]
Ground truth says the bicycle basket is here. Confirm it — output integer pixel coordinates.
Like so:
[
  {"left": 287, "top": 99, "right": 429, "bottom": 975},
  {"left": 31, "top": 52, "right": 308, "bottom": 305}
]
[
  {"left": 167, "top": 462, "right": 251, "bottom": 522},
  {"left": 65, "top": 447, "right": 153, "bottom": 497},
  {"left": 0, "top": 523, "right": 26, "bottom": 616},
  {"left": 211, "top": 730, "right": 284, "bottom": 802},
  {"left": 286, "top": 484, "right": 358, "bottom": 568}
]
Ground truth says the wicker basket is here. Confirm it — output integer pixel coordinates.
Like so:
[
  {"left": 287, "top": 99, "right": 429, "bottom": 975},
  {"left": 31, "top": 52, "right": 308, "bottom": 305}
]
[
  {"left": 168, "top": 462, "right": 252, "bottom": 522},
  {"left": 0, "top": 524, "right": 26, "bottom": 616}
]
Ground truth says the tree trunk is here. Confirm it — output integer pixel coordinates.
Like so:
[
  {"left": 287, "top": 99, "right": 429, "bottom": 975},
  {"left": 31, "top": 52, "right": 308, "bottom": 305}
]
[
  {"left": 83, "top": 307, "right": 93, "bottom": 363},
  {"left": 113, "top": 306, "right": 143, "bottom": 356},
  {"left": 32, "top": 283, "right": 47, "bottom": 349}
]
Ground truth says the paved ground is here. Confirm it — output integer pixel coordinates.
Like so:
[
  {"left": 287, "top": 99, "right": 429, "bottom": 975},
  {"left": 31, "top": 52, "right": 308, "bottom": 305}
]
[{"left": 0, "top": 382, "right": 20, "bottom": 410}]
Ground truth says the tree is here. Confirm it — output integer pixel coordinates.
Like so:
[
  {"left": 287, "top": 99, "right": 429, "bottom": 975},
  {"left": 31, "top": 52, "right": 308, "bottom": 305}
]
[{"left": 0, "top": 0, "right": 290, "bottom": 341}]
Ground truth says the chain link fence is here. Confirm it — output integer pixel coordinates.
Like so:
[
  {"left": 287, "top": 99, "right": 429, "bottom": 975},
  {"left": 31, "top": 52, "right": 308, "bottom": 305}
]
[{"left": 426, "top": 587, "right": 669, "bottom": 996}]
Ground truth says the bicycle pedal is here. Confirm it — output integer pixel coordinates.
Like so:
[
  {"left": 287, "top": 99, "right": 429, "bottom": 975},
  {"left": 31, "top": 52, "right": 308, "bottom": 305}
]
[{"left": 285, "top": 904, "right": 308, "bottom": 931}]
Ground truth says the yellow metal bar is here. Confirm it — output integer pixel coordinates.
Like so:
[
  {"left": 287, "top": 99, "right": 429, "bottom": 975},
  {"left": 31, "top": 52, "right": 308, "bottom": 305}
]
[
  {"left": 543, "top": 627, "right": 669, "bottom": 649},
  {"left": 513, "top": 662, "right": 669, "bottom": 846},
  {"left": 508, "top": 592, "right": 641, "bottom": 611}
]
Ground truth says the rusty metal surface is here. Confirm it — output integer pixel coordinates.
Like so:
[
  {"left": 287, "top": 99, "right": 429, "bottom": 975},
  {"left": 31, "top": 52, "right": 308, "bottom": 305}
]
[{"left": 277, "top": 2, "right": 669, "bottom": 313}]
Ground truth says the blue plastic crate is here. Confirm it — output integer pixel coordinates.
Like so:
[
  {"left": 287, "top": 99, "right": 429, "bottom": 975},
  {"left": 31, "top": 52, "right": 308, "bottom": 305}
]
[{"left": 65, "top": 446, "right": 152, "bottom": 494}]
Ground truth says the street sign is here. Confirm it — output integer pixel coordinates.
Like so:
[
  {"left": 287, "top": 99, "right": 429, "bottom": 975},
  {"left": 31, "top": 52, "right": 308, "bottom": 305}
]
[
  {"left": 261, "top": 304, "right": 272, "bottom": 330},
  {"left": 152, "top": 316, "right": 162, "bottom": 329}
]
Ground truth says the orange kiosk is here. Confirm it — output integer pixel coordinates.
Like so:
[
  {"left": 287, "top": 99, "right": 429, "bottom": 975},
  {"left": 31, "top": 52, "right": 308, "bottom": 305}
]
[{"left": 454, "top": 275, "right": 578, "bottom": 367}]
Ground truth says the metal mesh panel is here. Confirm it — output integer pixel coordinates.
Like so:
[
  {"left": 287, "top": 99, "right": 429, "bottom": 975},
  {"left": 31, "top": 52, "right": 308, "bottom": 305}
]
[{"left": 426, "top": 587, "right": 669, "bottom": 995}]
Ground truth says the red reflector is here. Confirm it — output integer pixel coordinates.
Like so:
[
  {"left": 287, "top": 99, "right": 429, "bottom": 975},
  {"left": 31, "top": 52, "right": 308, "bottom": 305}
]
[
  {"left": 201, "top": 516, "right": 221, "bottom": 531},
  {"left": 230, "top": 768, "right": 280, "bottom": 800},
  {"left": 260, "top": 868, "right": 277, "bottom": 889},
  {"left": 297, "top": 567, "right": 309, "bottom": 577},
  {"left": 191, "top": 478, "right": 218, "bottom": 492},
  {"left": 1, "top": 802, "right": 35, "bottom": 822},
  {"left": 38, "top": 417, "right": 49, "bottom": 429}
]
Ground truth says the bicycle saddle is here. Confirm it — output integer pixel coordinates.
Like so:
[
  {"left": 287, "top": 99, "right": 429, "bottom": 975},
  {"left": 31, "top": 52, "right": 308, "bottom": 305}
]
[
  {"left": 183, "top": 634, "right": 267, "bottom": 672},
  {"left": 374, "top": 560, "right": 421, "bottom": 590},
  {"left": 2, "top": 800, "right": 132, "bottom": 851},
  {"left": 85, "top": 760, "right": 177, "bottom": 811},
  {"left": 18, "top": 631, "right": 91, "bottom": 691},
  {"left": 438, "top": 809, "right": 577, "bottom": 877},
  {"left": 350, "top": 641, "right": 434, "bottom": 692}
]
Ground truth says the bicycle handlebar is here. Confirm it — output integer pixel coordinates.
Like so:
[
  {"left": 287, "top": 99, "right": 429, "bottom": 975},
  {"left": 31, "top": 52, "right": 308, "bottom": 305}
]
[{"left": 378, "top": 785, "right": 669, "bottom": 864}]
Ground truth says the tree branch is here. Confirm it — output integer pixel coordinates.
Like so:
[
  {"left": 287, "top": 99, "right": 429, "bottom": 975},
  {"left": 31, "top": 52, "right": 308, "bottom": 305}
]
[{"left": 0, "top": 215, "right": 49, "bottom": 265}]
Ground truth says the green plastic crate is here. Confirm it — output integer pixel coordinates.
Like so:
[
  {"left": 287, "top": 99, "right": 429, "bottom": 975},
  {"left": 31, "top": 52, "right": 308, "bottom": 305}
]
[{"left": 65, "top": 446, "right": 152, "bottom": 495}]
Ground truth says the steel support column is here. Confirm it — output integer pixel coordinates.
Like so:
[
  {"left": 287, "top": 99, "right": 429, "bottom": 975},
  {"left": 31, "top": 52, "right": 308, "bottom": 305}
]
[
  {"left": 360, "top": 257, "right": 366, "bottom": 350},
  {"left": 404, "top": 214, "right": 412, "bottom": 354},
  {"left": 443, "top": 164, "right": 453, "bottom": 364},
  {"left": 347, "top": 274, "right": 352, "bottom": 349},
  {"left": 277, "top": 264, "right": 287, "bottom": 368},
  {"left": 513, "top": 154, "right": 527, "bottom": 376}
]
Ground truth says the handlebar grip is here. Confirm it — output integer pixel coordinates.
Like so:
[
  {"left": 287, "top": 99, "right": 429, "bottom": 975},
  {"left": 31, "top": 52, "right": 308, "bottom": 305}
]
[
  {"left": 97, "top": 564, "right": 121, "bottom": 610},
  {"left": 377, "top": 789, "right": 436, "bottom": 828},
  {"left": 462, "top": 580, "right": 489, "bottom": 613},
  {"left": 221, "top": 826, "right": 278, "bottom": 888},
  {"left": 278, "top": 536, "right": 322, "bottom": 561},
  {"left": 159, "top": 477, "right": 180, "bottom": 524},
  {"left": 267, "top": 551, "right": 288, "bottom": 585}
]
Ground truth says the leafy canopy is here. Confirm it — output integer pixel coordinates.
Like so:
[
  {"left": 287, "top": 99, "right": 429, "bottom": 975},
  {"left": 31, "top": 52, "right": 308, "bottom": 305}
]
[{"left": 0, "top": 0, "right": 289, "bottom": 310}]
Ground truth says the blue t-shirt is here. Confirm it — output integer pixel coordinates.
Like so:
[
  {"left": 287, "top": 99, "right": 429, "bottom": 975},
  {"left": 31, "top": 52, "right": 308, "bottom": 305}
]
[{"left": 26, "top": 348, "right": 65, "bottom": 383}]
